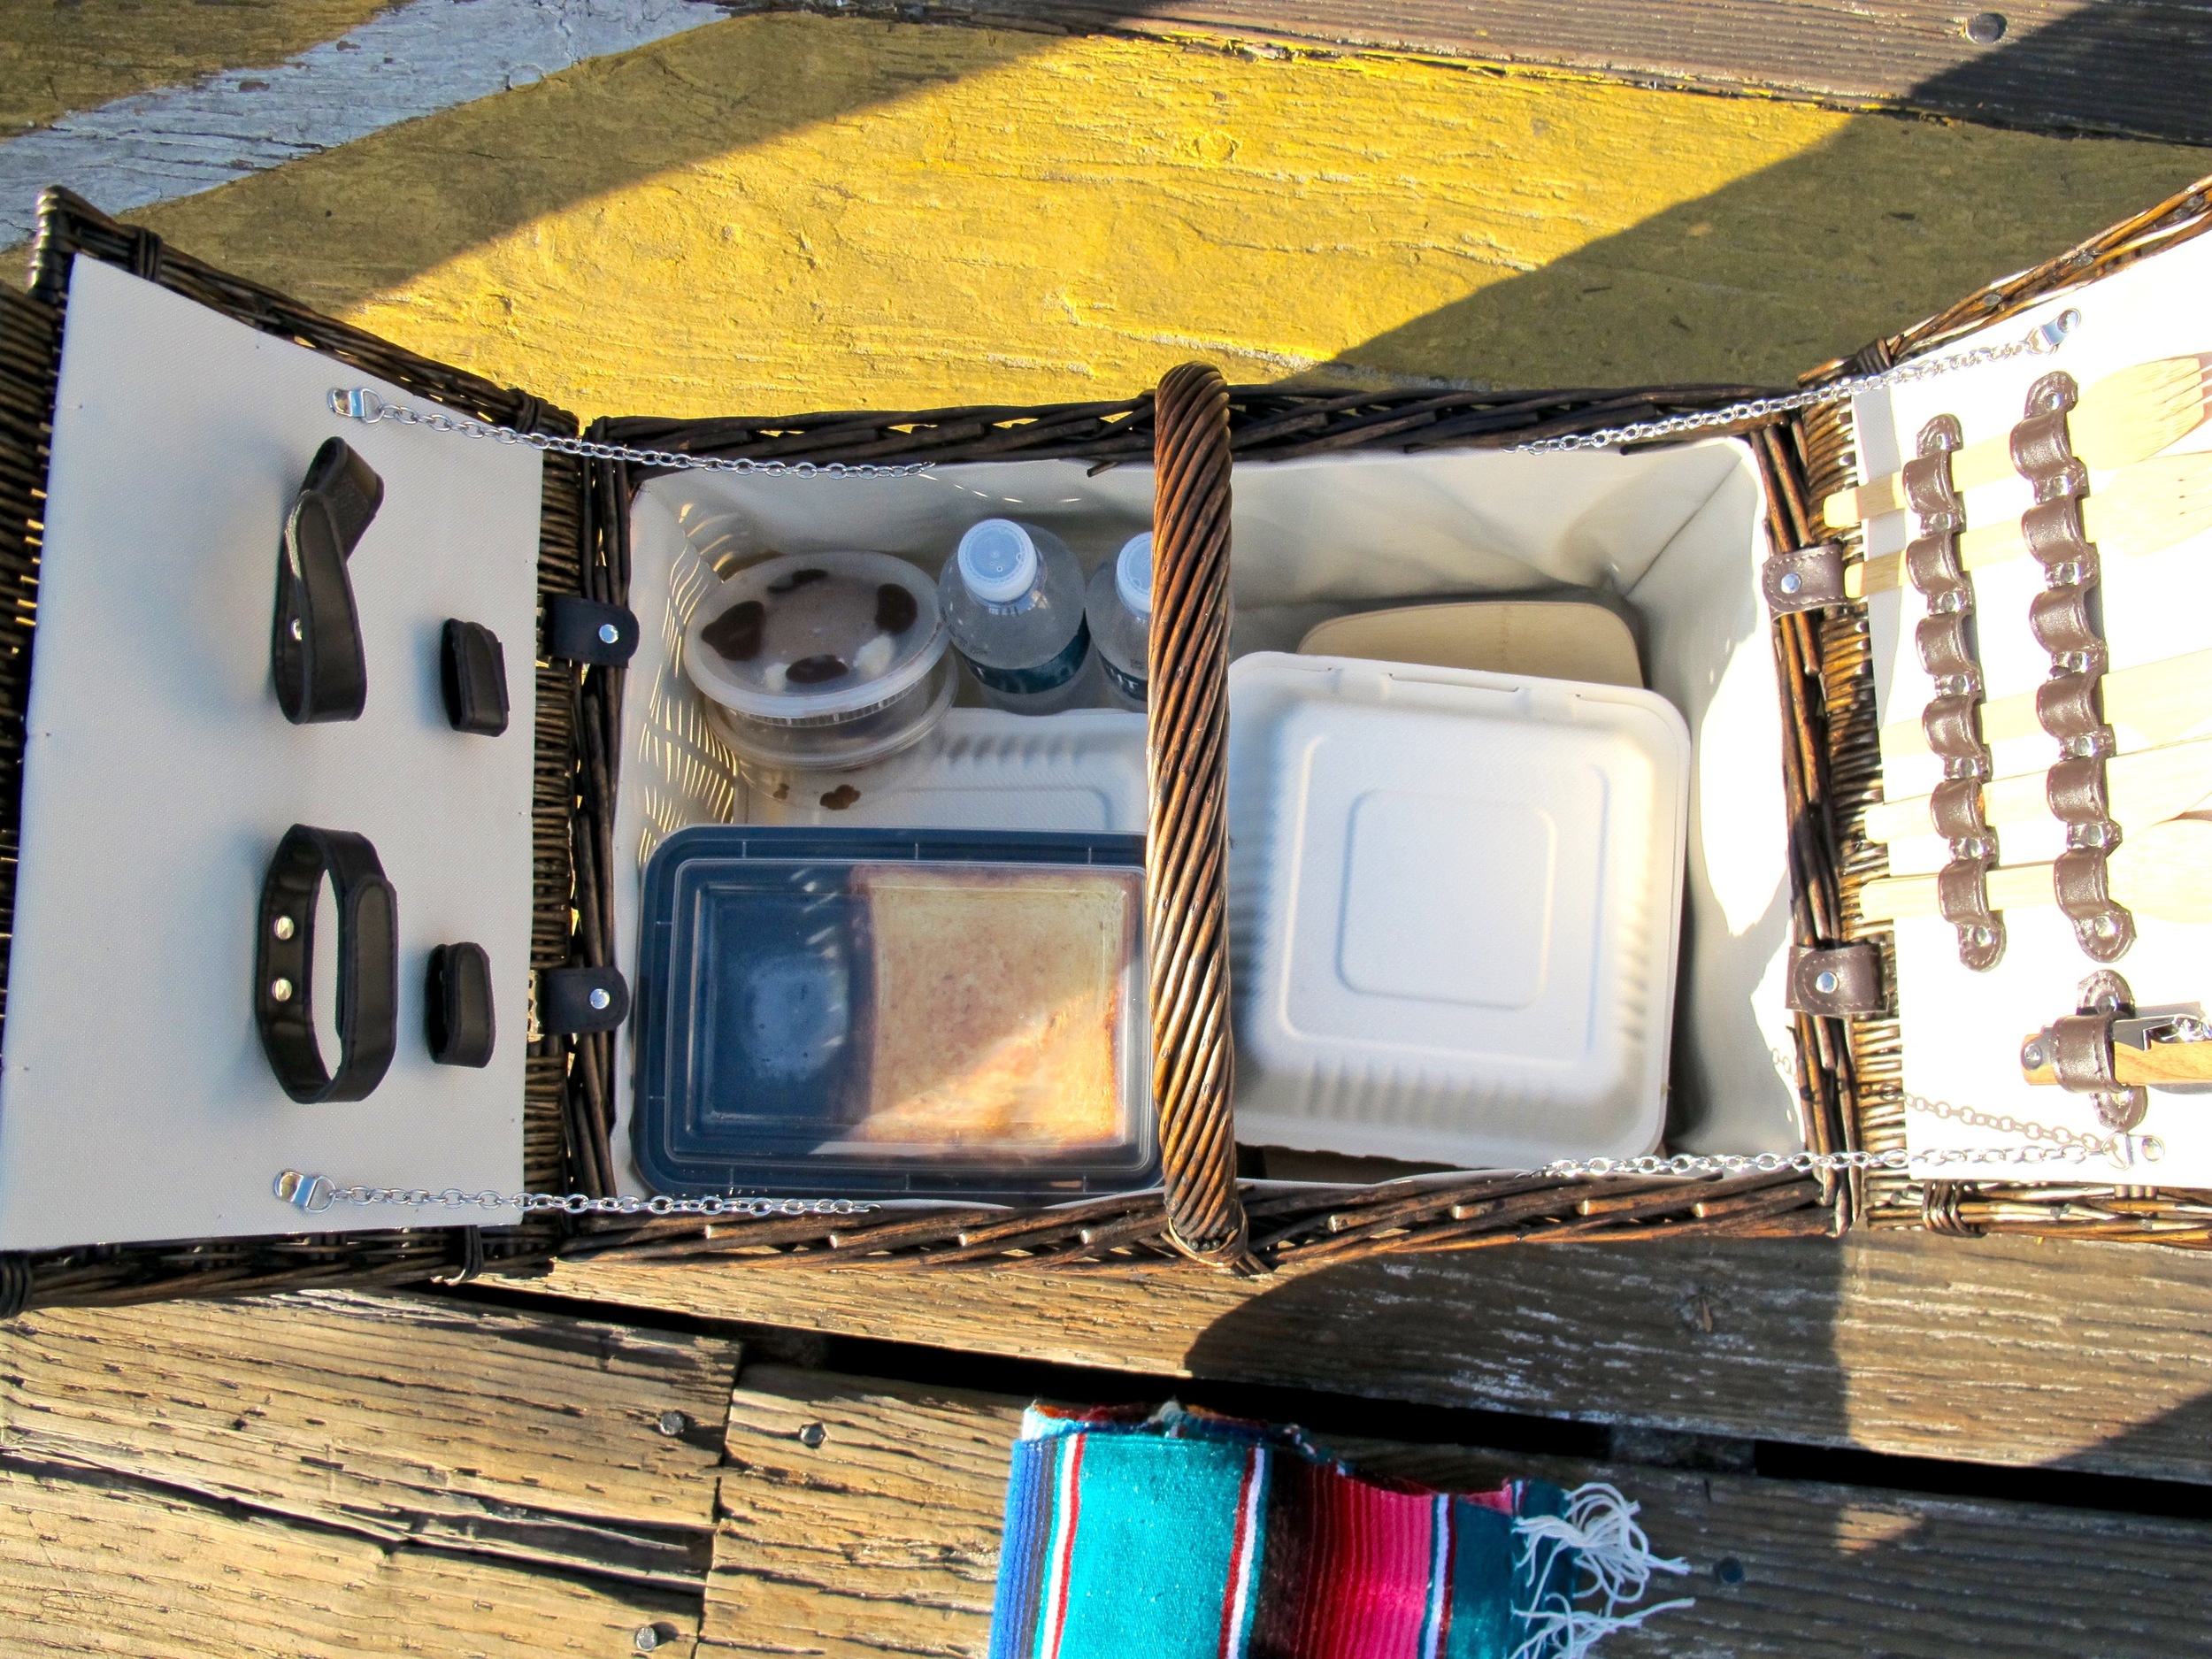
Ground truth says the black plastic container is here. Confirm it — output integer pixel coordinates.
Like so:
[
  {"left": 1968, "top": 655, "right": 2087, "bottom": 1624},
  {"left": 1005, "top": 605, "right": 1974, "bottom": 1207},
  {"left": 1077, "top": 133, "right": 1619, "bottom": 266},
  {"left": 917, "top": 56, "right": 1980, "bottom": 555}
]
[{"left": 633, "top": 826, "right": 1157, "bottom": 1200}]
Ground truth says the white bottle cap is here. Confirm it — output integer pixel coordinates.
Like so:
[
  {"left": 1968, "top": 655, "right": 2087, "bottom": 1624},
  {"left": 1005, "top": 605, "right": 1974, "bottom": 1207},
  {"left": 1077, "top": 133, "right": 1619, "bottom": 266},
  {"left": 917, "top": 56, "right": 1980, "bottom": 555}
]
[
  {"left": 1116, "top": 533, "right": 1154, "bottom": 618},
  {"left": 956, "top": 519, "right": 1040, "bottom": 605}
]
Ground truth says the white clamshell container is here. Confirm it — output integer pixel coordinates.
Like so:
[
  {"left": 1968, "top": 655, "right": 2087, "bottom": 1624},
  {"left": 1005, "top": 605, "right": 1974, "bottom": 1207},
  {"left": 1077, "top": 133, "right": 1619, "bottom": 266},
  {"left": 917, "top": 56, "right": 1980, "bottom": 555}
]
[{"left": 1226, "top": 652, "right": 1691, "bottom": 1169}]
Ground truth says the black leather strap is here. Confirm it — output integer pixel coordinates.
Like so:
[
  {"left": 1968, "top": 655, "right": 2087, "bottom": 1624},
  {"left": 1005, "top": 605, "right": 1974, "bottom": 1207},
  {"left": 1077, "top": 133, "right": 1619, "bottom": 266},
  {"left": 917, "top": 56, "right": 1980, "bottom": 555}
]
[
  {"left": 425, "top": 941, "right": 496, "bottom": 1067},
  {"left": 273, "top": 438, "right": 382, "bottom": 724},
  {"left": 545, "top": 595, "right": 640, "bottom": 664},
  {"left": 440, "top": 619, "right": 511, "bottom": 736},
  {"left": 255, "top": 825, "right": 398, "bottom": 1103},
  {"left": 540, "top": 965, "right": 629, "bottom": 1033}
]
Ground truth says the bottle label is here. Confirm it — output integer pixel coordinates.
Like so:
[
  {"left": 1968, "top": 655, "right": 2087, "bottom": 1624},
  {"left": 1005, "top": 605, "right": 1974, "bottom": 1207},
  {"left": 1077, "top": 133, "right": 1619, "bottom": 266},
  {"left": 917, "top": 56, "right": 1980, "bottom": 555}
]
[
  {"left": 1100, "top": 655, "right": 1147, "bottom": 706},
  {"left": 964, "top": 618, "right": 1092, "bottom": 697}
]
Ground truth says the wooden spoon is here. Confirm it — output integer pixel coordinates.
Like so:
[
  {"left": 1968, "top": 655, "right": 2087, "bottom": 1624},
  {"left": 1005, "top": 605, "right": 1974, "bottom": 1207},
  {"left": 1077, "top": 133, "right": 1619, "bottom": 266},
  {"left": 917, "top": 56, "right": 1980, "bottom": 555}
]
[{"left": 1824, "top": 354, "right": 2212, "bottom": 528}]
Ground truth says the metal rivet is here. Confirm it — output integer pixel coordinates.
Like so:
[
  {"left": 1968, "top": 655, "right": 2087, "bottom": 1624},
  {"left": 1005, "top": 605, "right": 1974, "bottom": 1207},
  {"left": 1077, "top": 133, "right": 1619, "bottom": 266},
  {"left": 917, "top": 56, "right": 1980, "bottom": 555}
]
[
  {"left": 273, "top": 915, "right": 296, "bottom": 941},
  {"left": 1778, "top": 571, "right": 1802, "bottom": 595},
  {"left": 2022, "top": 1041, "right": 2047, "bottom": 1069},
  {"left": 1970, "top": 926, "right": 1995, "bottom": 948},
  {"left": 588, "top": 987, "right": 612, "bottom": 1011},
  {"left": 1813, "top": 970, "right": 1838, "bottom": 995},
  {"left": 270, "top": 978, "right": 295, "bottom": 1003},
  {"left": 289, "top": 617, "right": 303, "bottom": 641},
  {"left": 798, "top": 1421, "right": 826, "bottom": 1448},
  {"left": 633, "top": 1626, "right": 662, "bottom": 1654},
  {"left": 657, "top": 1410, "right": 688, "bottom": 1437},
  {"left": 1714, "top": 1556, "right": 1747, "bottom": 1586},
  {"left": 597, "top": 621, "right": 621, "bottom": 645},
  {"left": 1964, "top": 11, "right": 2006, "bottom": 43}
]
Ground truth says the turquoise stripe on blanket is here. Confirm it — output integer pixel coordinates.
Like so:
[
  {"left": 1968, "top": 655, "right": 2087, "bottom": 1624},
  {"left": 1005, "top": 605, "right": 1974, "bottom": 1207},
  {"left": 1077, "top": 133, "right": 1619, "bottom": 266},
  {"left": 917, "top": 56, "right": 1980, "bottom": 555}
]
[{"left": 987, "top": 1402, "right": 1690, "bottom": 1659}]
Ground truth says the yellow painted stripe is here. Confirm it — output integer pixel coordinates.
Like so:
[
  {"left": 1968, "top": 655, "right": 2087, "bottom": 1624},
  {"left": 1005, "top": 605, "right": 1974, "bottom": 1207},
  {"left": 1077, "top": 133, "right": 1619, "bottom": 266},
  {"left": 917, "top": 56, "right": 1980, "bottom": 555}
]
[{"left": 111, "top": 15, "right": 2211, "bottom": 419}]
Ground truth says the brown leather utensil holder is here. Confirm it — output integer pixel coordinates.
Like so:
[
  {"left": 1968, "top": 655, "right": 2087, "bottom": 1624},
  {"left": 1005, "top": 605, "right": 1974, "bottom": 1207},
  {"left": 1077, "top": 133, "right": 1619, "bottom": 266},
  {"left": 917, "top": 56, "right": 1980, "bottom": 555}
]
[
  {"left": 2012, "top": 372, "right": 2136, "bottom": 964},
  {"left": 1902, "top": 413, "right": 2007, "bottom": 972}
]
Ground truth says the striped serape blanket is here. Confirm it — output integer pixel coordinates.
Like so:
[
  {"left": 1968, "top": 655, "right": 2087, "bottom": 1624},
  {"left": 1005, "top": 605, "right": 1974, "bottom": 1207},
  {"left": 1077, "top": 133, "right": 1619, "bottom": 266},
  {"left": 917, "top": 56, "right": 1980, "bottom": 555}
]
[{"left": 988, "top": 1402, "right": 1691, "bottom": 1659}]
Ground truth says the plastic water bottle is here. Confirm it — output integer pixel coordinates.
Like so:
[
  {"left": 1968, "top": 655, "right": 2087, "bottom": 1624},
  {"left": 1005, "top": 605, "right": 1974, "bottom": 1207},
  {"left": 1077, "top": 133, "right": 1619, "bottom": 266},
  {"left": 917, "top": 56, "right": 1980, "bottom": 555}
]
[
  {"left": 939, "top": 518, "right": 1093, "bottom": 714},
  {"left": 1086, "top": 532, "right": 1151, "bottom": 710}
]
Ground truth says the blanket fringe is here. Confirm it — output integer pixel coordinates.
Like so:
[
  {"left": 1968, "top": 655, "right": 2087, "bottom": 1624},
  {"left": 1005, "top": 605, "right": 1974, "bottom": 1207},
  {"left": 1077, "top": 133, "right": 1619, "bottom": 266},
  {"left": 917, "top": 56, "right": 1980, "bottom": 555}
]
[{"left": 1509, "top": 1481, "right": 1695, "bottom": 1659}]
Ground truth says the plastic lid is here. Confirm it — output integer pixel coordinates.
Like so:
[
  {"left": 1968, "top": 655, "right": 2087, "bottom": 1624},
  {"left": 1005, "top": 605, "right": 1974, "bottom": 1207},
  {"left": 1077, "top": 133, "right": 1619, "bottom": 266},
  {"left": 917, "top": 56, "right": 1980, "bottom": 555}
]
[
  {"left": 1116, "top": 533, "right": 1154, "bottom": 618},
  {"left": 956, "top": 519, "right": 1040, "bottom": 606},
  {"left": 632, "top": 826, "right": 1161, "bottom": 1200},
  {"left": 684, "top": 551, "right": 946, "bottom": 722}
]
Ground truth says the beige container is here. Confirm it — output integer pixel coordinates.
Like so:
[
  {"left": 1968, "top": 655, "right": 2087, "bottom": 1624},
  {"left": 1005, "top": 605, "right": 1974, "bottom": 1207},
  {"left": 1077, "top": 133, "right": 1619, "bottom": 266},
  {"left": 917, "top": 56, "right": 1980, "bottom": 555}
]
[{"left": 1298, "top": 599, "right": 1641, "bottom": 687}]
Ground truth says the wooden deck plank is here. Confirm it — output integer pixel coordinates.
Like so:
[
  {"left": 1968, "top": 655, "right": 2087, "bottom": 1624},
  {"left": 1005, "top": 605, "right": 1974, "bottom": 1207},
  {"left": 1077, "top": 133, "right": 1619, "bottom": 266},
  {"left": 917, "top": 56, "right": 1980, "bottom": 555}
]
[
  {"left": 539, "top": 1225, "right": 2212, "bottom": 1486},
  {"left": 708, "top": 1362, "right": 2212, "bottom": 1659},
  {"left": 0, "top": 1461, "right": 701, "bottom": 1659},
  {"left": 0, "top": 1289, "right": 743, "bottom": 1587},
  {"left": 794, "top": 0, "right": 2212, "bottom": 146}
]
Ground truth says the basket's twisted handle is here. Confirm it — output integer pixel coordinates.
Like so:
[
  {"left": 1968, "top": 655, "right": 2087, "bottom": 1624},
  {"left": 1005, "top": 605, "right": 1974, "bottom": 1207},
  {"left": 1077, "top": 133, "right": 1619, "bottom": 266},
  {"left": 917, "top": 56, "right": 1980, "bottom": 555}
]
[{"left": 1148, "top": 364, "right": 1255, "bottom": 1271}]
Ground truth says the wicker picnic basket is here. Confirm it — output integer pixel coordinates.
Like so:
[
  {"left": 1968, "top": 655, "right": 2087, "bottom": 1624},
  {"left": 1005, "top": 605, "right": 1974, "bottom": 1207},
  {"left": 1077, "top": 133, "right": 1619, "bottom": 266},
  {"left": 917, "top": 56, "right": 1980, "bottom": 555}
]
[{"left": 2, "top": 175, "right": 2208, "bottom": 1313}]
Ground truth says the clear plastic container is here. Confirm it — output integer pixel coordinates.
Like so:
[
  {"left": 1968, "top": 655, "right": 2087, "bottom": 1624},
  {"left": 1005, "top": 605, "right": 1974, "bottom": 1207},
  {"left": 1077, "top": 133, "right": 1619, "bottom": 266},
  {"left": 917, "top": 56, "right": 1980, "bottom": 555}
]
[
  {"left": 939, "top": 518, "right": 1092, "bottom": 714},
  {"left": 632, "top": 826, "right": 1157, "bottom": 1200},
  {"left": 684, "top": 551, "right": 953, "bottom": 810},
  {"left": 1086, "top": 532, "right": 1152, "bottom": 710}
]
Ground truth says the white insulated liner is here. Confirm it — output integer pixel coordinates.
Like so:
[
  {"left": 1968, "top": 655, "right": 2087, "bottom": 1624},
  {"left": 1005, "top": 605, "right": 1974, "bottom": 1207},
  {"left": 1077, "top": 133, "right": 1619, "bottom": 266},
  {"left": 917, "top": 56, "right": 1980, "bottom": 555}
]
[{"left": 1227, "top": 653, "right": 1690, "bottom": 1169}]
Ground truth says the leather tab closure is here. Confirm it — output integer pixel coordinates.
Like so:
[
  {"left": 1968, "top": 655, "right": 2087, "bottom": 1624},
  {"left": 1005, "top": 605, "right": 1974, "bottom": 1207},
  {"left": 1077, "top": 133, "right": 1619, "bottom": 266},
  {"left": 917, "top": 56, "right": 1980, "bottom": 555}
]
[
  {"left": 1786, "top": 944, "right": 1884, "bottom": 1017},
  {"left": 546, "top": 596, "right": 641, "bottom": 665},
  {"left": 2020, "top": 971, "right": 2149, "bottom": 1130},
  {"left": 539, "top": 965, "right": 630, "bottom": 1033},
  {"left": 1763, "top": 543, "right": 1847, "bottom": 616}
]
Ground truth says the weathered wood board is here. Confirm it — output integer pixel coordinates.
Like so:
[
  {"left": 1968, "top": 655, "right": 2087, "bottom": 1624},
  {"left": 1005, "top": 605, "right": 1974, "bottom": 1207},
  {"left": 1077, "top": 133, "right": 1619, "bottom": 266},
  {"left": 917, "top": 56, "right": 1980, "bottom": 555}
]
[
  {"left": 709, "top": 1362, "right": 2212, "bottom": 1659},
  {"left": 0, "top": 1289, "right": 742, "bottom": 1587},
  {"left": 756, "top": 0, "right": 2212, "bottom": 146},
  {"left": 541, "top": 1225, "right": 2212, "bottom": 1486},
  {"left": 0, "top": 1461, "right": 702, "bottom": 1659}
]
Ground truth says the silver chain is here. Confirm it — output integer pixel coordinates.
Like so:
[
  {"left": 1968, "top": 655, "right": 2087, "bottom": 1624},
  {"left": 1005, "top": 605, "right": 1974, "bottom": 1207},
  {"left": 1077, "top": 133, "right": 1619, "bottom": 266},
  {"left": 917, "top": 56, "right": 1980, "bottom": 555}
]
[
  {"left": 1510, "top": 311, "right": 2078, "bottom": 455},
  {"left": 1904, "top": 1092, "right": 2157, "bottom": 1168},
  {"left": 334, "top": 309, "right": 2073, "bottom": 476},
  {"left": 275, "top": 1087, "right": 2139, "bottom": 1219},
  {"left": 326, "top": 388, "right": 936, "bottom": 478},
  {"left": 273, "top": 1170, "right": 875, "bottom": 1218}
]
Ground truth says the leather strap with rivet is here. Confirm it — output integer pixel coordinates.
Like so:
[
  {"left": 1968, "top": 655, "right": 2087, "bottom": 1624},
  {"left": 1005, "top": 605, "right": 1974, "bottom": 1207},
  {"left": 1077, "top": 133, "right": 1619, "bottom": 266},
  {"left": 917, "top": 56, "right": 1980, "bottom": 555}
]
[
  {"left": 2019, "top": 970, "right": 2149, "bottom": 1130},
  {"left": 255, "top": 825, "right": 398, "bottom": 1104},
  {"left": 1903, "top": 412, "right": 2004, "bottom": 972},
  {"left": 2012, "top": 370, "right": 2134, "bottom": 963}
]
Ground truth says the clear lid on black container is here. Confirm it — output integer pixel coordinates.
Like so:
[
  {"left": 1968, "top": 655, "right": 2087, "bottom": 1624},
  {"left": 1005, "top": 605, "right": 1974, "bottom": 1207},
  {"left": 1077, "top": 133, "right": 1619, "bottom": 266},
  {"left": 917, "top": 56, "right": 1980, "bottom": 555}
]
[{"left": 633, "top": 826, "right": 1157, "bottom": 1200}]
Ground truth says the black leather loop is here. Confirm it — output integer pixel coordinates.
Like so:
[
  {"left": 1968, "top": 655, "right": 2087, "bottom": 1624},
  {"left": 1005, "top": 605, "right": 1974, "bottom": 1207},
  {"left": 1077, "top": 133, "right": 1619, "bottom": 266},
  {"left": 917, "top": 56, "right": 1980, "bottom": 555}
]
[
  {"left": 426, "top": 942, "right": 496, "bottom": 1067},
  {"left": 541, "top": 965, "right": 629, "bottom": 1033},
  {"left": 440, "top": 619, "right": 511, "bottom": 736},
  {"left": 255, "top": 825, "right": 398, "bottom": 1103},
  {"left": 545, "top": 595, "right": 640, "bottom": 665},
  {"left": 273, "top": 439, "right": 382, "bottom": 725}
]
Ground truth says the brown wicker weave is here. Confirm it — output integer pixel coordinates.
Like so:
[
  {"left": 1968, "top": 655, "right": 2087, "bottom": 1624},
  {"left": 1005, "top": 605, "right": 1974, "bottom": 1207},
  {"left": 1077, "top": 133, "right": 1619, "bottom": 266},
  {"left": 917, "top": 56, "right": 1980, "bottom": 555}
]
[{"left": 4, "top": 168, "right": 2208, "bottom": 1311}]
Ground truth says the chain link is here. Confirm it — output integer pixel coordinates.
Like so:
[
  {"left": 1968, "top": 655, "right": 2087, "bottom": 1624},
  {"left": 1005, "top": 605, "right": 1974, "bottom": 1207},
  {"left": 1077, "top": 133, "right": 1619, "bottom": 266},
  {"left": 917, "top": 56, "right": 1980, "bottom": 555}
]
[
  {"left": 278, "top": 1087, "right": 2136, "bottom": 1221},
  {"left": 1903, "top": 1091, "right": 2156, "bottom": 1169},
  {"left": 273, "top": 1170, "right": 876, "bottom": 1219},
  {"left": 1510, "top": 311, "right": 2078, "bottom": 456},
  {"left": 337, "top": 309, "right": 2072, "bottom": 476},
  {"left": 327, "top": 387, "right": 937, "bottom": 478}
]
